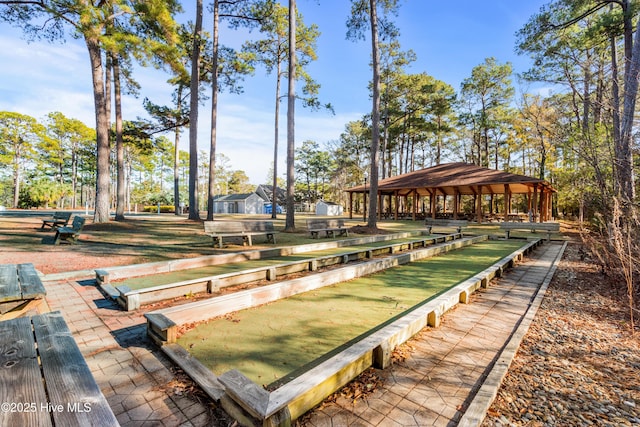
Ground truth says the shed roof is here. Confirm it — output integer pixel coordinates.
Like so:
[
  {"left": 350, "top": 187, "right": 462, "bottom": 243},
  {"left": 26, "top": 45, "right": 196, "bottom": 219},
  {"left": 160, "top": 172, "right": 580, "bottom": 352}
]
[
  {"left": 346, "top": 162, "right": 555, "bottom": 196},
  {"left": 214, "top": 192, "right": 261, "bottom": 201}
]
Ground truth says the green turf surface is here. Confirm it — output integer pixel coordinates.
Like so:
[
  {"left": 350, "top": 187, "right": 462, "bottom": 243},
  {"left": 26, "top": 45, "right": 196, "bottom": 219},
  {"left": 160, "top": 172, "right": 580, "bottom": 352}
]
[
  {"left": 176, "top": 240, "right": 527, "bottom": 387},
  {"left": 117, "top": 237, "right": 430, "bottom": 290}
]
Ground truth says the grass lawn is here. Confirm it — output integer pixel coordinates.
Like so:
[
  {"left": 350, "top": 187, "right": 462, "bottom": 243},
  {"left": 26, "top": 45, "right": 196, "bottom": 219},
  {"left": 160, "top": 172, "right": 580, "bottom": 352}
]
[{"left": 177, "top": 239, "right": 527, "bottom": 388}]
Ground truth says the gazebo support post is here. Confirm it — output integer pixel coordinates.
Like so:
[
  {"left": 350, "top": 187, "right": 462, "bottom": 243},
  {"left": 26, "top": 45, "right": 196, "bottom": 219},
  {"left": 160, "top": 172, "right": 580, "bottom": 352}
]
[
  {"left": 394, "top": 190, "right": 399, "bottom": 220},
  {"left": 430, "top": 189, "right": 436, "bottom": 219},
  {"left": 503, "top": 184, "right": 510, "bottom": 221},
  {"left": 453, "top": 188, "right": 460, "bottom": 220},
  {"left": 412, "top": 189, "right": 418, "bottom": 221},
  {"left": 532, "top": 183, "right": 539, "bottom": 223},
  {"left": 349, "top": 192, "right": 353, "bottom": 219},
  {"left": 476, "top": 185, "right": 483, "bottom": 223},
  {"left": 441, "top": 190, "right": 447, "bottom": 216}
]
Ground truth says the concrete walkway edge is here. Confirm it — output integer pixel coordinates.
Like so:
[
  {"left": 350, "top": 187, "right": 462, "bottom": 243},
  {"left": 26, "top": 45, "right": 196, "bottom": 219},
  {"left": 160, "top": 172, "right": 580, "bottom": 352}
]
[{"left": 458, "top": 241, "right": 568, "bottom": 426}]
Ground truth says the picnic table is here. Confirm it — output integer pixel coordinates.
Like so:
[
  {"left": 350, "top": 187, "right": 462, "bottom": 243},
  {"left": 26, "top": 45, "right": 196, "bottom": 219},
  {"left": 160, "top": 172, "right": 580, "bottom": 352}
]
[
  {"left": 0, "top": 311, "right": 119, "bottom": 426},
  {"left": 0, "top": 263, "right": 47, "bottom": 319}
]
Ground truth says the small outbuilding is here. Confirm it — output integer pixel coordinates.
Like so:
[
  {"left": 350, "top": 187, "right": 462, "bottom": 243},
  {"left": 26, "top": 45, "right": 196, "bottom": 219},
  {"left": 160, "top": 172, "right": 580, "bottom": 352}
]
[
  {"left": 316, "top": 200, "right": 344, "bottom": 216},
  {"left": 213, "top": 192, "right": 265, "bottom": 214}
]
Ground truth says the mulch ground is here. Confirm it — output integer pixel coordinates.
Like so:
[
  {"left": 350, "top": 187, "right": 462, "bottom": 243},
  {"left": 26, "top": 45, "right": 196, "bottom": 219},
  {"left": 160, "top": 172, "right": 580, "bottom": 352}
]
[{"left": 481, "top": 241, "right": 640, "bottom": 426}]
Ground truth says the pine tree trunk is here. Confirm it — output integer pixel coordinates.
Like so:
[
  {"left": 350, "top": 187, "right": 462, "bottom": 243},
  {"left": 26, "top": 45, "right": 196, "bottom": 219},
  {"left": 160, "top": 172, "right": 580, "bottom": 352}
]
[{"left": 86, "top": 38, "right": 111, "bottom": 223}]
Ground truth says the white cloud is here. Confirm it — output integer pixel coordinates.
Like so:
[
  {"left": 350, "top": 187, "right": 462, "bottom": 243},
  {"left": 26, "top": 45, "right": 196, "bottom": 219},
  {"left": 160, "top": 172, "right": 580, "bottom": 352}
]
[{"left": 0, "top": 30, "right": 366, "bottom": 186}]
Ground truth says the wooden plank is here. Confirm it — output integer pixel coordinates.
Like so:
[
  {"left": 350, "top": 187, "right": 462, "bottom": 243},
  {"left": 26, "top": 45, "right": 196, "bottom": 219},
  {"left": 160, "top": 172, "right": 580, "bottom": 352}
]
[
  {"left": 0, "top": 316, "right": 53, "bottom": 427},
  {"left": 218, "top": 369, "right": 270, "bottom": 419},
  {"left": 0, "top": 264, "right": 21, "bottom": 303},
  {"left": 162, "top": 344, "right": 225, "bottom": 401},
  {"left": 18, "top": 263, "right": 46, "bottom": 299},
  {"left": 32, "top": 311, "right": 119, "bottom": 426}
]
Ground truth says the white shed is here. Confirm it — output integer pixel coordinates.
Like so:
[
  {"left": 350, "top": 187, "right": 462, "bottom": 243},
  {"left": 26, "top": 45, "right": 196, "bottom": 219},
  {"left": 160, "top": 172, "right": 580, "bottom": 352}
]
[
  {"left": 213, "top": 192, "right": 265, "bottom": 214},
  {"left": 315, "top": 200, "right": 343, "bottom": 216}
]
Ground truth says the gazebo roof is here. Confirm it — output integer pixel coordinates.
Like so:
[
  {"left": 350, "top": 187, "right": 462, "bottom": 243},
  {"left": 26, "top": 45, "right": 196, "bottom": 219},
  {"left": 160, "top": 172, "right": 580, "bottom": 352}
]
[{"left": 346, "top": 162, "right": 555, "bottom": 196}]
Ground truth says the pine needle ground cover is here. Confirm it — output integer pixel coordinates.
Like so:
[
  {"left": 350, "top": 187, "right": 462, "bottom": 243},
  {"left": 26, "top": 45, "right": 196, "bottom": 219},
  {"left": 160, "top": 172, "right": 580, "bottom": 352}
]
[
  {"left": 177, "top": 240, "right": 527, "bottom": 387},
  {"left": 116, "top": 238, "right": 427, "bottom": 290}
]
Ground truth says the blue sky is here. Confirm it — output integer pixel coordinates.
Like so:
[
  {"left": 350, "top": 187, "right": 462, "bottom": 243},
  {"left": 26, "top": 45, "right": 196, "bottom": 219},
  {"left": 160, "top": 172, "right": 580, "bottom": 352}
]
[{"left": 0, "top": 0, "right": 547, "bottom": 184}]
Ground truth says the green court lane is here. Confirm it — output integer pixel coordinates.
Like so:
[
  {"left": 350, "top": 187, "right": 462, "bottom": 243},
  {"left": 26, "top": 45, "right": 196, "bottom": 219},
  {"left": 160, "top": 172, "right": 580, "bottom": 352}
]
[
  {"left": 176, "top": 240, "right": 527, "bottom": 387},
  {"left": 116, "top": 237, "right": 436, "bottom": 290}
]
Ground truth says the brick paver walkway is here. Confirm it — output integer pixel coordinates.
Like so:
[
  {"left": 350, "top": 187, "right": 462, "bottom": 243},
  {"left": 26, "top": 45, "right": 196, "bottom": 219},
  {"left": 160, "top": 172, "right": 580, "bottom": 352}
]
[
  {"left": 300, "top": 241, "right": 565, "bottom": 426},
  {"left": 44, "top": 279, "right": 219, "bottom": 426},
  {"left": 41, "top": 241, "right": 564, "bottom": 426}
]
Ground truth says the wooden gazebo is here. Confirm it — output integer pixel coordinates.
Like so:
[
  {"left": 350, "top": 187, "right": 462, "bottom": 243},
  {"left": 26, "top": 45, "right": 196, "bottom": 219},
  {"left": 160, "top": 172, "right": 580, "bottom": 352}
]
[{"left": 345, "top": 162, "right": 556, "bottom": 223}]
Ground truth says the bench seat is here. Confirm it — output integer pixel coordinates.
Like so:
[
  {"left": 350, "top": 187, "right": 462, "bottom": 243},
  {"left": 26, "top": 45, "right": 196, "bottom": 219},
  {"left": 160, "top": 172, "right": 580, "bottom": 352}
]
[
  {"left": 0, "top": 311, "right": 119, "bottom": 426},
  {"left": 54, "top": 216, "right": 86, "bottom": 245},
  {"left": 0, "top": 263, "right": 47, "bottom": 319},
  {"left": 307, "top": 219, "right": 348, "bottom": 239},
  {"left": 500, "top": 222, "right": 560, "bottom": 240},
  {"left": 41, "top": 212, "right": 71, "bottom": 230},
  {"left": 424, "top": 218, "right": 468, "bottom": 234},
  {"left": 204, "top": 221, "right": 278, "bottom": 248}
]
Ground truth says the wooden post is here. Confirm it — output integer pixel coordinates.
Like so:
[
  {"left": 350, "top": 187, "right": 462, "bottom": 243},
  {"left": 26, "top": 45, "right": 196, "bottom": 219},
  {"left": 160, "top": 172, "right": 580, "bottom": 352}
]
[
  {"left": 394, "top": 190, "right": 399, "bottom": 220},
  {"left": 412, "top": 189, "right": 418, "bottom": 221},
  {"left": 453, "top": 188, "right": 460, "bottom": 220},
  {"left": 476, "top": 185, "right": 483, "bottom": 223},
  {"left": 349, "top": 192, "right": 353, "bottom": 219},
  {"left": 503, "top": 184, "right": 510, "bottom": 220},
  {"left": 442, "top": 190, "right": 447, "bottom": 216},
  {"left": 532, "top": 183, "right": 539, "bottom": 223}
]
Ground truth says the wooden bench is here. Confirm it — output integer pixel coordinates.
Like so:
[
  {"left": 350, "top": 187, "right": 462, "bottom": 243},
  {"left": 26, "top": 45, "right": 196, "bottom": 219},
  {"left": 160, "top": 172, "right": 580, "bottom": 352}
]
[
  {"left": 0, "top": 311, "right": 119, "bottom": 426},
  {"left": 424, "top": 218, "right": 469, "bottom": 234},
  {"left": 504, "top": 214, "right": 525, "bottom": 222},
  {"left": 307, "top": 219, "right": 349, "bottom": 238},
  {"left": 40, "top": 212, "right": 72, "bottom": 230},
  {"left": 53, "top": 216, "right": 86, "bottom": 245},
  {"left": 0, "top": 263, "right": 47, "bottom": 319},
  {"left": 500, "top": 222, "right": 560, "bottom": 241},
  {"left": 204, "top": 221, "right": 278, "bottom": 248}
]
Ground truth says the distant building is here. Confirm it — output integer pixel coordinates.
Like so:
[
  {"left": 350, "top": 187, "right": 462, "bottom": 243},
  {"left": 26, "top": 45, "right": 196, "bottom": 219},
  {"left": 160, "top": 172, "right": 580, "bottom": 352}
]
[
  {"left": 213, "top": 192, "right": 265, "bottom": 214},
  {"left": 316, "top": 200, "right": 343, "bottom": 216},
  {"left": 256, "top": 185, "right": 286, "bottom": 214},
  {"left": 255, "top": 185, "right": 286, "bottom": 204}
]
